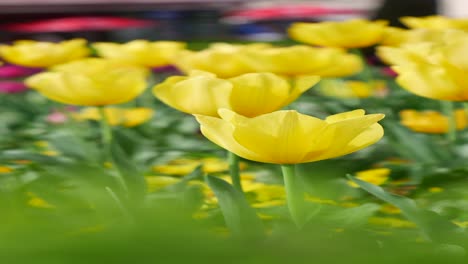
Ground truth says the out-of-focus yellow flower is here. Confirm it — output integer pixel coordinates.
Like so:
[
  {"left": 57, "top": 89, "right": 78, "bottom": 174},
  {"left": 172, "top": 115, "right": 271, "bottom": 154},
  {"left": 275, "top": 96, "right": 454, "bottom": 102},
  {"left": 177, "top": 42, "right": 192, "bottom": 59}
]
[
  {"left": 380, "top": 27, "right": 467, "bottom": 47},
  {"left": 348, "top": 168, "right": 390, "bottom": 188},
  {"left": 377, "top": 38, "right": 468, "bottom": 101},
  {"left": 173, "top": 43, "right": 271, "bottom": 78},
  {"left": 288, "top": 19, "right": 388, "bottom": 48},
  {"left": 145, "top": 176, "right": 180, "bottom": 193},
  {"left": 319, "top": 80, "right": 387, "bottom": 98},
  {"left": 40, "top": 150, "right": 59, "bottom": 156},
  {"left": 428, "top": 187, "right": 444, "bottom": 193},
  {"left": 252, "top": 200, "right": 286, "bottom": 209},
  {"left": 369, "top": 217, "right": 416, "bottom": 228},
  {"left": 27, "top": 192, "right": 55, "bottom": 209},
  {"left": 453, "top": 221, "right": 468, "bottom": 228},
  {"left": 153, "top": 70, "right": 319, "bottom": 117},
  {"left": 34, "top": 140, "right": 49, "bottom": 148},
  {"left": 0, "top": 39, "right": 90, "bottom": 67},
  {"left": 0, "top": 166, "right": 13, "bottom": 173},
  {"left": 220, "top": 173, "right": 256, "bottom": 185},
  {"left": 93, "top": 40, "right": 186, "bottom": 67},
  {"left": 209, "top": 173, "right": 287, "bottom": 209},
  {"left": 400, "top": 109, "right": 467, "bottom": 133},
  {"left": 25, "top": 58, "right": 149, "bottom": 106},
  {"left": 400, "top": 15, "right": 468, "bottom": 31},
  {"left": 195, "top": 109, "right": 384, "bottom": 164},
  {"left": 380, "top": 27, "right": 410, "bottom": 46},
  {"left": 305, "top": 195, "right": 338, "bottom": 206},
  {"left": 152, "top": 157, "right": 247, "bottom": 176},
  {"left": 244, "top": 45, "right": 363, "bottom": 77},
  {"left": 380, "top": 204, "right": 401, "bottom": 215},
  {"left": 74, "top": 107, "right": 154, "bottom": 127}
]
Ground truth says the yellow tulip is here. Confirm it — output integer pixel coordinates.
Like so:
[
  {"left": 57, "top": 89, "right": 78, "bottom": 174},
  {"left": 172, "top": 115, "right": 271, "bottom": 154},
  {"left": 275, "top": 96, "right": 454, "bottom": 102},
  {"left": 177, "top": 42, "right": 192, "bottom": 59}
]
[
  {"left": 25, "top": 58, "right": 149, "bottom": 106},
  {"left": 380, "top": 27, "right": 467, "bottom": 47},
  {"left": 74, "top": 107, "right": 154, "bottom": 127},
  {"left": 27, "top": 192, "right": 55, "bottom": 209},
  {"left": 0, "top": 39, "right": 90, "bottom": 67},
  {"left": 400, "top": 15, "right": 468, "bottom": 31},
  {"left": 288, "top": 19, "right": 388, "bottom": 48},
  {"left": 348, "top": 168, "right": 390, "bottom": 188},
  {"left": 244, "top": 45, "right": 363, "bottom": 77},
  {"left": 195, "top": 109, "right": 384, "bottom": 164},
  {"left": 173, "top": 43, "right": 271, "bottom": 78},
  {"left": 153, "top": 70, "right": 320, "bottom": 117},
  {"left": 318, "top": 79, "right": 387, "bottom": 98},
  {"left": 377, "top": 38, "right": 468, "bottom": 101},
  {"left": 152, "top": 157, "right": 247, "bottom": 176},
  {"left": 145, "top": 176, "right": 180, "bottom": 193},
  {"left": 369, "top": 217, "right": 416, "bottom": 229},
  {"left": 0, "top": 166, "right": 12, "bottom": 173},
  {"left": 93, "top": 40, "right": 186, "bottom": 67},
  {"left": 400, "top": 109, "right": 467, "bottom": 133}
]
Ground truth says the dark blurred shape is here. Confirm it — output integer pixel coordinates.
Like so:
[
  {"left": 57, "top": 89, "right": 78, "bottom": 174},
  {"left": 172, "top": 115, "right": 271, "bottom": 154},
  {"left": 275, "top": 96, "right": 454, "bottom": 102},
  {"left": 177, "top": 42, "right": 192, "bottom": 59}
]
[{"left": 374, "top": 0, "right": 438, "bottom": 27}]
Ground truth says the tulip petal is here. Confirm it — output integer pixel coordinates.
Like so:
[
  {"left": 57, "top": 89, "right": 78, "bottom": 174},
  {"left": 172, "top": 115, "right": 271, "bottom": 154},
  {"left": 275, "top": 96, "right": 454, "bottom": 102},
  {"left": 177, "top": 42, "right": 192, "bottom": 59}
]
[
  {"left": 228, "top": 73, "right": 291, "bottom": 117},
  {"left": 394, "top": 63, "right": 467, "bottom": 101},
  {"left": 337, "top": 123, "right": 384, "bottom": 156},
  {"left": 194, "top": 114, "right": 262, "bottom": 161},
  {"left": 0, "top": 39, "right": 89, "bottom": 67},
  {"left": 325, "top": 109, "right": 366, "bottom": 123},
  {"left": 220, "top": 109, "right": 327, "bottom": 164},
  {"left": 26, "top": 60, "right": 148, "bottom": 106},
  {"left": 289, "top": 20, "right": 387, "bottom": 48},
  {"left": 154, "top": 75, "right": 232, "bottom": 116},
  {"left": 309, "top": 113, "right": 385, "bottom": 161},
  {"left": 281, "top": 75, "right": 320, "bottom": 106},
  {"left": 26, "top": 72, "right": 99, "bottom": 105},
  {"left": 94, "top": 40, "right": 185, "bottom": 67}
]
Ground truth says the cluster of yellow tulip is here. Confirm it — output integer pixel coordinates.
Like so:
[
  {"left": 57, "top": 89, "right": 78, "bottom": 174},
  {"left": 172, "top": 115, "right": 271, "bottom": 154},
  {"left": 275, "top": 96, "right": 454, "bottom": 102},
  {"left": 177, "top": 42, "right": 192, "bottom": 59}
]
[{"left": 4, "top": 15, "right": 468, "bottom": 229}]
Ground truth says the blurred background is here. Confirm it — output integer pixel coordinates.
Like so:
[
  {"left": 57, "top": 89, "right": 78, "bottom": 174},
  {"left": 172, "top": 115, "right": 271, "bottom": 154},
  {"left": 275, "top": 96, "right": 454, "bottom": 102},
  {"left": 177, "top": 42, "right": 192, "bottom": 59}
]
[{"left": 1, "top": 0, "right": 464, "bottom": 43}]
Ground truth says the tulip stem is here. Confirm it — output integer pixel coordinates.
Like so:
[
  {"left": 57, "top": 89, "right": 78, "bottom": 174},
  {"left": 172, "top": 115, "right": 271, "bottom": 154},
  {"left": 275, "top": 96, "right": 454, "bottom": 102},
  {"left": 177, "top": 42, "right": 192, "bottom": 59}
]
[
  {"left": 440, "top": 101, "right": 456, "bottom": 142},
  {"left": 98, "top": 106, "right": 113, "bottom": 157},
  {"left": 281, "top": 164, "right": 306, "bottom": 228},
  {"left": 463, "top": 103, "right": 468, "bottom": 124},
  {"left": 228, "top": 152, "right": 243, "bottom": 193},
  {"left": 98, "top": 107, "right": 129, "bottom": 197}
]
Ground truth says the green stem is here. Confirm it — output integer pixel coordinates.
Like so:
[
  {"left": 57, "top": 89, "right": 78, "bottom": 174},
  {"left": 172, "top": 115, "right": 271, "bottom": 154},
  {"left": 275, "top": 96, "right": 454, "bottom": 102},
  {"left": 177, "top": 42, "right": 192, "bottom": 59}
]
[
  {"left": 98, "top": 106, "right": 113, "bottom": 158},
  {"left": 105, "top": 187, "right": 133, "bottom": 224},
  {"left": 98, "top": 106, "right": 128, "bottom": 197},
  {"left": 440, "top": 101, "right": 456, "bottom": 142},
  {"left": 281, "top": 164, "right": 306, "bottom": 228},
  {"left": 228, "top": 152, "right": 243, "bottom": 193},
  {"left": 463, "top": 102, "right": 468, "bottom": 126}
]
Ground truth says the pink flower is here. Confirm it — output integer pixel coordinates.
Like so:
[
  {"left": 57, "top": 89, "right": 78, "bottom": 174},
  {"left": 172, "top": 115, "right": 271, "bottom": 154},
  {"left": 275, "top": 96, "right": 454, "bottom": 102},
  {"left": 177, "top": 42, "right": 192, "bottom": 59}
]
[
  {"left": 152, "top": 65, "right": 181, "bottom": 74},
  {"left": 46, "top": 112, "right": 68, "bottom": 124},
  {"left": 0, "top": 65, "right": 42, "bottom": 78},
  {"left": 381, "top": 67, "right": 398, "bottom": 78},
  {"left": 0, "top": 81, "right": 28, "bottom": 93}
]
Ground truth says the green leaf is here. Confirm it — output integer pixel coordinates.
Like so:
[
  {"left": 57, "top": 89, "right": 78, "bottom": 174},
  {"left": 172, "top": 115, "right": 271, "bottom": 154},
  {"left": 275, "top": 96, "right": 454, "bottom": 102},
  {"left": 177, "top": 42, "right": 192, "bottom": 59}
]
[
  {"left": 205, "top": 175, "right": 263, "bottom": 238},
  {"left": 47, "top": 130, "right": 98, "bottom": 162},
  {"left": 111, "top": 142, "right": 147, "bottom": 203},
  {"left": 0, "top": 150, "right": 61, "bottom": 164},
  {"left": 181, "top": 165, "right": 204, "bottom": 183},
  {"left": 347, "top": 175, "right": 465, "bottom": 245},
  {"left": 327, "top": 203, "right": 380, "bottom": 228},
  {"left": 383, "top": 121, "right": 438, "bottom": 164}
]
